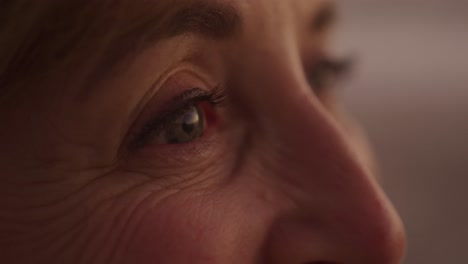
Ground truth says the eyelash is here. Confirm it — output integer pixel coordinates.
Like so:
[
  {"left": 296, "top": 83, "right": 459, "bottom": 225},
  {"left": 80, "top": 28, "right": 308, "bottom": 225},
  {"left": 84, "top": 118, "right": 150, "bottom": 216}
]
[
  {"left": 309, "top": 56, "right": 353, "bottom": 92},
  {"left": 130, "top": 86, "right": 227, "bottom": 149}
]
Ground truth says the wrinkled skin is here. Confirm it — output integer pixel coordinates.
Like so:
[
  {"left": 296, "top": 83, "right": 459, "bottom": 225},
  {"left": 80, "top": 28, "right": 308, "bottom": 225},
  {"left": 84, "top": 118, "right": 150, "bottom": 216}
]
[{"left": 0, "top": 0, "right": 406, "bottom": 263}]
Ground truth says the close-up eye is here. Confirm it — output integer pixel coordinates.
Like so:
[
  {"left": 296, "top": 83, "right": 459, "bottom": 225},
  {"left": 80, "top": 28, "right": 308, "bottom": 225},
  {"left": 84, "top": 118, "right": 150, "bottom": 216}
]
[
  {"left": 6, "top": 0, "right": 445, "bottom": 263},
  {"left": 131, "top": 86, "right": 226, "bottom": 149}
]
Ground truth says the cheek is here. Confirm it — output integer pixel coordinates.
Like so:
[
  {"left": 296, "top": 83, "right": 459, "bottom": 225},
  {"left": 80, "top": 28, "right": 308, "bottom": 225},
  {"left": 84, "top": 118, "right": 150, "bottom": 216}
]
[
  {"left": 127, "top": 207, "right": 219, "bottom": 263},
  {"left": 121, "top": 192, "right": 244, "bottom": 263},
  {"left": 120, "top": 181, "right": 279, "bottom": 264}
]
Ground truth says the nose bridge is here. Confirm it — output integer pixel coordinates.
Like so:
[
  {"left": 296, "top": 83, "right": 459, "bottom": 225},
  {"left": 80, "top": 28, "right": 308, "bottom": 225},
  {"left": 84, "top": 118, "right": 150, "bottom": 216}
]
[
  {"left": 241, "top": 59, "right": 406, "bottom": 262},
  {"left": 257, "top": 70, "right": 384, "bottom": 217}
]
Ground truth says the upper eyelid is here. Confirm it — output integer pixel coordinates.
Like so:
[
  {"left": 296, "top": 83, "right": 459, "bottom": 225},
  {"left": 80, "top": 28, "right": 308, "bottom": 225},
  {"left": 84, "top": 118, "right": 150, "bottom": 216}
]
[{"left": 141, "top": 63, "right": 219, "bottom": 107}]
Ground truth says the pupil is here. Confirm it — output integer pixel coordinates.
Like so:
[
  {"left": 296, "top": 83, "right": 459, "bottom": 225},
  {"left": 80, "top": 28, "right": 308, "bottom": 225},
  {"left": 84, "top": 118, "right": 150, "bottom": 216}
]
[{"left": 182, "top": 122, "right": 194, "bottom": 134}]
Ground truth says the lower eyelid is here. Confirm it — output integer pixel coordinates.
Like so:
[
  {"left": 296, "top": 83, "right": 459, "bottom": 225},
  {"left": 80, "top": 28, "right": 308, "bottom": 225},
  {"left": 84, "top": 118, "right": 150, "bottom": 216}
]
[{"left": 131, "top": 123, "right": 222, "bottom": 164}]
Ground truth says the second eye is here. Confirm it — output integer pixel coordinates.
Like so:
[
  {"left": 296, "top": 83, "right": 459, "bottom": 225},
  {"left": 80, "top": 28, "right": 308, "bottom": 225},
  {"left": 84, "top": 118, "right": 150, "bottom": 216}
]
[{"left": 308, "top": 57, "right": 353, "bottom": 94}]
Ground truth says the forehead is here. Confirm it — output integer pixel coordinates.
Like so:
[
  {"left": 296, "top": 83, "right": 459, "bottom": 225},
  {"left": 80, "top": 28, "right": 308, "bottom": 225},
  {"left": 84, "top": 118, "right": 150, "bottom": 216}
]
[
  {"left": 98, "top": 0, "right": 334, "bottom": 75},
  {"left": 0, "top": 0, "right": 334, "bottom": 93},
  {"left": 101, "top": 0, "right": 335, "bottom": 53},
  {"left": 106, "top": 0, "right": 332, "bottom": 38}
]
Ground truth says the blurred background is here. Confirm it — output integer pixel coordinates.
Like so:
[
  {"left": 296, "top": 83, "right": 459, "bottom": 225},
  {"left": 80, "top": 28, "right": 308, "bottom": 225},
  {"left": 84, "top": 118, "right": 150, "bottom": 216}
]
[{"left": 337, "top": 0, "right": 468, "bottom": 263}]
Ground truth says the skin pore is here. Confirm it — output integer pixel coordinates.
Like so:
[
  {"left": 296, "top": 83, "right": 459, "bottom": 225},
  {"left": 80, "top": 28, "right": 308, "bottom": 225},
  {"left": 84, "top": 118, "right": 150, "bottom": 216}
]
[{"left": 0, "top": 0, "right": 406, "bottom": 263}]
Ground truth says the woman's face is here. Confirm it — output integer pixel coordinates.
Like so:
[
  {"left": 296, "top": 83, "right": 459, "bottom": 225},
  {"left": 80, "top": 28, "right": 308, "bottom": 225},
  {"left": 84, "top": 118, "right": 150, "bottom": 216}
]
[{"left": 0, "top": 0, "right": 406, "bottom": 263}]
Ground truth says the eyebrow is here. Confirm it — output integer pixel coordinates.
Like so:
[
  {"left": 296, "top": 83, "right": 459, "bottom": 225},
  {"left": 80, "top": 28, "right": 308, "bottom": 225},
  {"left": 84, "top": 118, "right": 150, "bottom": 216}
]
[
  {"left": 163, "top": 2, "right": 241, "bottom": 39},
  {"left": 101, "top": 2, "right": 240, "bottom": 69},
  {"left": 312, "top": 2, "right": 337, "bottom": 32},
  {"left": 83, "top": 1, "right": 332, "bottom": 97},
  {"left": 79, "top": 2, "right": 241, "bottom": 96}
]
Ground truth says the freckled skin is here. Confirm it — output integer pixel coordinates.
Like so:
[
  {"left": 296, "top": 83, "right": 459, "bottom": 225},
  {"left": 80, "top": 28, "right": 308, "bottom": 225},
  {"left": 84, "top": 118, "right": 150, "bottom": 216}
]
[{"left": 0, "top": 0, "right": 406, "bottom": 264}]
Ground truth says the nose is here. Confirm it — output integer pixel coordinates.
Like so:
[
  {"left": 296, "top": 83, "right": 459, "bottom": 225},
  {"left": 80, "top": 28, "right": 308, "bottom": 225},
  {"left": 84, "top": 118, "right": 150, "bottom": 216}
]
[{"left": 247, "top": 67, "right": 406, "bottom": 263}]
